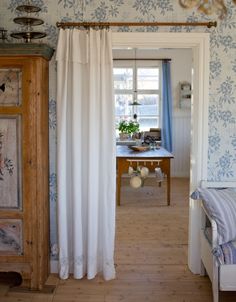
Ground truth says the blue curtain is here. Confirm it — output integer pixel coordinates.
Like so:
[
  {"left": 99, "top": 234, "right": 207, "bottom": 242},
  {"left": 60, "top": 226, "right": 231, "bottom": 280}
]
[{"left": 162, "top": 60, "right": 173, "bottom": 153}]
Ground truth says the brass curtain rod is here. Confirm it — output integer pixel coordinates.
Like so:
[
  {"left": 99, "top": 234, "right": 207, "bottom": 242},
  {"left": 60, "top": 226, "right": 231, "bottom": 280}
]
[
  {"left": 113, "top": 58, "right": 171, "bottom": 61},
  {"left": 56, "top": 21, "right": 217, "bottom": 29}
]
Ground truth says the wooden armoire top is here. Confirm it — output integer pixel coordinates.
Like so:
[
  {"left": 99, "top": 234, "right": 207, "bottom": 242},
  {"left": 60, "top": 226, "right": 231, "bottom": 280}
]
[{"left": 0, "top": 43, "right": 54, "bottom": 61}]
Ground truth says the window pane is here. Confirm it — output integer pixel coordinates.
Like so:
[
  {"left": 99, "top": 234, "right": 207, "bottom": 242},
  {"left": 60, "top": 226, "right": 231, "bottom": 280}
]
[
  {"left": 113, "top": 68, "right": 133, "bottom": 90},
  {"left": 115, "top": 94, "right": 132, "bottom": 117},
  {"left": 138, "top": 117, "right": 159, "bottom": 131},
  {"left": 137, "top": 68, "right": 159, "bottom": 90},
  {"left": 137, "top": 94, "right": 159, "bottom": 116}
]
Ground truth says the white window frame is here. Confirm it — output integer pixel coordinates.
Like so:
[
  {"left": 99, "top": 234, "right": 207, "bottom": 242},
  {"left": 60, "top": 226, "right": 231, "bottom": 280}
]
[{"left": 113, "top": 59, "right": 162, "bottom": 130}]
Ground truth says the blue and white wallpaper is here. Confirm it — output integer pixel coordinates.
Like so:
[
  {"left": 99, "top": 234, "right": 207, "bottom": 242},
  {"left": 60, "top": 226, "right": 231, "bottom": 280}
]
[{"left": 0, "top": 0, "right": 236, "bottom": 259}]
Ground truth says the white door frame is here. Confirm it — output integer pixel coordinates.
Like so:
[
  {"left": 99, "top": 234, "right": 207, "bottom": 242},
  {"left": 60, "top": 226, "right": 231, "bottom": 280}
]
[{"left": 112, "top": 32, "right": 210, "bottom": 274}]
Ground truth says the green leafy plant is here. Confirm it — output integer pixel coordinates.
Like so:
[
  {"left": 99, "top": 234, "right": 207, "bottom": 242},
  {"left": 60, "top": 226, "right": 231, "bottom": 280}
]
[{"left": 118, "top": 120, "right": 140, "bottom": 134}]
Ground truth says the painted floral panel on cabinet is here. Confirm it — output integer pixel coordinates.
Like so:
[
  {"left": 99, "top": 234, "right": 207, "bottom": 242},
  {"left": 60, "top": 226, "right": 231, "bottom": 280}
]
[
  {"left": 0, "top": 116, "right": 21, "bottom": 209},
  {"left": 0, "top": 69, "right": 22, "bottom": 106},
  {"left": 0, "top": 219, "right": 22, "bottom": 255}
]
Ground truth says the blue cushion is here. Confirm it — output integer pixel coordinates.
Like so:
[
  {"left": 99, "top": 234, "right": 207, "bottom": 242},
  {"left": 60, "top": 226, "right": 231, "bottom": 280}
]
[{"left": 191, "top": 188, "right": 236, "bottom": 245}]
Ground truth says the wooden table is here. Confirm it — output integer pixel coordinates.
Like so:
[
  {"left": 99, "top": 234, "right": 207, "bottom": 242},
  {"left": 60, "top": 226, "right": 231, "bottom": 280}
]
[{"left": 116, "top": 145, "right": 174, "bottom": 206}]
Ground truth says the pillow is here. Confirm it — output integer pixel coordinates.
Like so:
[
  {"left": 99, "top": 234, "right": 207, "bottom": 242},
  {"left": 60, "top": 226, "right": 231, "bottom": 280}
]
[{"left": 191, "top": 188, "right": 236, "bottom": 245}]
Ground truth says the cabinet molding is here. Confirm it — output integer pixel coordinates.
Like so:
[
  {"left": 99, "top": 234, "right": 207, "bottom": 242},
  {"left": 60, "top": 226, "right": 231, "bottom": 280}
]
[{"left": 0, "top": 43, "right": 54, "bottom": 61}]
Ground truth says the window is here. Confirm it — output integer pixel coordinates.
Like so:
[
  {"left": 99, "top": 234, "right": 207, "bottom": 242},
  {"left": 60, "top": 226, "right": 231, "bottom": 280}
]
[{"left": 113, "top": 60, "right": 161, "bottom": 131}]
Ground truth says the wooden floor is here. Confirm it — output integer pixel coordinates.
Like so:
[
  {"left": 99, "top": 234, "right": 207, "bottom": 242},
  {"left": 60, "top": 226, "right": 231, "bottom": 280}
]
[{"left": 1, "top": 178, "right": 236, "bottom": 301}]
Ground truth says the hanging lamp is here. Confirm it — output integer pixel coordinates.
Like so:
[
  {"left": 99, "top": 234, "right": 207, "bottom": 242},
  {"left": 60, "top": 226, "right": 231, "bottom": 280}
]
[
  {"left": 129, "top": 48, "right": 141, "bottom": 120},
  {"left": 179, "top": 0, "right": 236, "bottom": 19}
]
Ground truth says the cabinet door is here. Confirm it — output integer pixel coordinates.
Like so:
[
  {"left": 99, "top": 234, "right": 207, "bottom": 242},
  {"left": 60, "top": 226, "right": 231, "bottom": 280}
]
[{"left": 0, "top": 60, "right": 32, "bottom": 263}]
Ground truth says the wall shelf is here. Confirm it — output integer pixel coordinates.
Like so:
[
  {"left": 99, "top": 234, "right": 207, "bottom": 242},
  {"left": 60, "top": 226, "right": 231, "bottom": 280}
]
[{"left": 179, "top": 81, "right": 191, "bottom": 109}]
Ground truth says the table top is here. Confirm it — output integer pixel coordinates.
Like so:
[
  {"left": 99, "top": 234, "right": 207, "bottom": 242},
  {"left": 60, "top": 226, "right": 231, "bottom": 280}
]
[{"left": 116, "top": 145, "right": 174, "bottom": 159}]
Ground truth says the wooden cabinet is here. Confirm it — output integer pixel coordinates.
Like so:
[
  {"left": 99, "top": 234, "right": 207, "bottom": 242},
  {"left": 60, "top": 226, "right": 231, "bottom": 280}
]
[{"left": 0, "top": 44, "right": 54, "bottom": 289}]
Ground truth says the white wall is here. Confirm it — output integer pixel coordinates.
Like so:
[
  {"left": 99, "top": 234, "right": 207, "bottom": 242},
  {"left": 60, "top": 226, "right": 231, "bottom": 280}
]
[
  {"left": 172, "top": 111, "right": 191, "bottom": 177},
  {"left": 113, "top": 48, "right": 192, "bottom": 178}
]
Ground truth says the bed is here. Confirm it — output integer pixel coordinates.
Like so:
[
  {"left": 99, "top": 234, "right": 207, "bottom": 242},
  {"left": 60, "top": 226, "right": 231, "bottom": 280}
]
[{"left": 191, "top": 188, "right": 236, "bottom": 302}]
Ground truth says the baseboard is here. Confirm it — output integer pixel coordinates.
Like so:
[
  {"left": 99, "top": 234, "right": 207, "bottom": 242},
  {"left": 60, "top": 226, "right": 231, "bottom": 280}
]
[{"left": 50, "top": 260, "right": 59, "bottom": 273}]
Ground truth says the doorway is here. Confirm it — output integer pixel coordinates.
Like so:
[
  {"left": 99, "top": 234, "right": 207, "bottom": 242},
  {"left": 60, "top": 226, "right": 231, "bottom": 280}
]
[{"left": 112, "top": 32, "right": 210, "bottom": 274}]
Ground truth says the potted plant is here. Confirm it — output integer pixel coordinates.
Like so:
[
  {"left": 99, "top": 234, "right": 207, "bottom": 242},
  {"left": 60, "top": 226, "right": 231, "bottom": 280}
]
[{"left": 118, "top": 120, "right": 140, "bottom": 140}]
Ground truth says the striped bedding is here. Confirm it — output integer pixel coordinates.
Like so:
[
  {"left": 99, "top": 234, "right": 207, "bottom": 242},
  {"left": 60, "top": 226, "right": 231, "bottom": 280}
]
[
  {"left": 205, "top": 227, "right": 236, "bottom": 265},
  {"left": 191, "top": 188, "right": 236, "bottom": 245},
  {"left": 191, "top": 187, "right": 236, "bottom": 265}
]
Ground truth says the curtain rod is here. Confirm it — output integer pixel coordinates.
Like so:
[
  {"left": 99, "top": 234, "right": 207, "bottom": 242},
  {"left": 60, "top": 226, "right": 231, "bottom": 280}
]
[
  {"left": 56, "top": 21, "right": 217, "bottom": 29},
  {"left": 113, "top": 58, "right": 171, "bottom": 61}
]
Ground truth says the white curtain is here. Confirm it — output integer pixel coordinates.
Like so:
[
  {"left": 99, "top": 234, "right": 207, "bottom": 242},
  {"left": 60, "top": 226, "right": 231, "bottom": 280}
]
[{"left": 56, "top": 28, "right": 116, "bottom": 281}]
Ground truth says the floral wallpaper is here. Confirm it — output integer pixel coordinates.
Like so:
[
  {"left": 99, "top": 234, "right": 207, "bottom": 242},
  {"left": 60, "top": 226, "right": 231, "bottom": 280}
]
[{"left": 0, "top": 0, "right": 236, "bottom": 260}]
